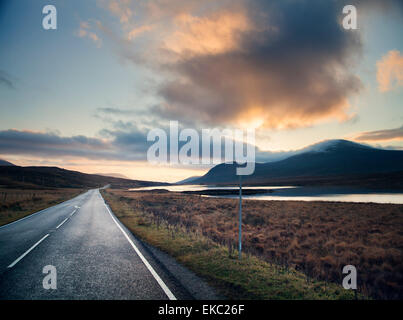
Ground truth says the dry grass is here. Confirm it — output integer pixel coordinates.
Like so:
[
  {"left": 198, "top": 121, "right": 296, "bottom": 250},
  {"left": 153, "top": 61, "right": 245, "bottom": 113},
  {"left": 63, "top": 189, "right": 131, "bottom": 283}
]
[
  {"left": 102, "top": 190, "right": 358, "bottom": 300},
  {"left": 0, "top": 188, "right": 84, "bottom": 226},
  {"left": 104, "top": 189, "right": 403, "bottom": 299}
]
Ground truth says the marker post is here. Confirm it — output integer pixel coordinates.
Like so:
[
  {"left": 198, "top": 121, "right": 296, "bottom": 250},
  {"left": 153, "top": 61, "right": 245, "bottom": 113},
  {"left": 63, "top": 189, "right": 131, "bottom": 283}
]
[{"left": 238, "top": 175, "right": 242, "bottom": 260}]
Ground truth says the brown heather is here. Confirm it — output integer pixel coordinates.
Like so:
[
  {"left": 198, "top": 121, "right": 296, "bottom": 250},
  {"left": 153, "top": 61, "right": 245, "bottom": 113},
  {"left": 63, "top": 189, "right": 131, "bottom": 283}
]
[
  {"left": 105, "top": 189, "right": 403, "bottom": 299},
  {"left": 0, "top": 188, "right": 83, "bottom": 226}
]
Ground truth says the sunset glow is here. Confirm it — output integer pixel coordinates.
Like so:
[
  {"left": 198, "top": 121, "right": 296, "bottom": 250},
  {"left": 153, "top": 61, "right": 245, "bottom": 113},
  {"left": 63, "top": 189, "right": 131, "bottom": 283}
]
[{"left": 0, "top": 0, "right": 402, "bottom": 181}]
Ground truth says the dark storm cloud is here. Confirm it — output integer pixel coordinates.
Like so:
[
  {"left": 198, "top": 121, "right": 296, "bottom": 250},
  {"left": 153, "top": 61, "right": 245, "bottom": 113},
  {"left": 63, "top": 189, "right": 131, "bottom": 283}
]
[
  {"left": 0, "top": 129, "right": 148, "bottom": 161},
  {"left": 153, "top": 0, "right": 403, "bottom": 129},
  {"left": 96, "top": 0, "right": 402, "bottom": 129},
  {"left": 0, "top": 127, "right": 287, "bottom": 165},
  {"left": 0, "top": 130, "right": 111, "bottom": 159},
  {"left": 156, "top": 0, "right": 365, "bottom": 128}
]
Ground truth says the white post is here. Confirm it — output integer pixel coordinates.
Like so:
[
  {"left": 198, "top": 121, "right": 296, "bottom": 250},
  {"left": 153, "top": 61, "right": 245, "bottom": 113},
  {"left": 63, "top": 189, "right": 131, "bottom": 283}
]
[{"left": 238, "top": 175, "right": 242, "bottom": 260}]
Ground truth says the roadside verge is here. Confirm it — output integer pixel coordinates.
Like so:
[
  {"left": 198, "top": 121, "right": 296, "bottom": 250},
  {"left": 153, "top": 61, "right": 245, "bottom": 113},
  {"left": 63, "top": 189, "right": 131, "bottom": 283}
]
[
  {"left": 101, "top": 189, "right": 359, "bottom": 300},
  {"left": 101, "top": 190, "right": 221, "bottom": 300}
]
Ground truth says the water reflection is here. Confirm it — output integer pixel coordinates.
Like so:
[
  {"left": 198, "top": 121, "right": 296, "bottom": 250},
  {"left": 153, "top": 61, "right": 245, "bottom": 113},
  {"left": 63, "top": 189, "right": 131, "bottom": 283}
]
[{"left": 130, "top": 185, "right": 403, "bottom": 204}]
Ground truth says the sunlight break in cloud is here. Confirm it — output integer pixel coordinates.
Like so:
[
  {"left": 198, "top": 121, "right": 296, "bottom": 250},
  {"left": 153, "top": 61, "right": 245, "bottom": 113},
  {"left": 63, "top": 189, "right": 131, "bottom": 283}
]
[
  {"left": 99, "top": 0, "right": 364, "bottom": 129},
  {"left": 158, "top": 0, "right": 363, "bottom": 129},
  {"left": 377, "top": 50, "right": 403, "bottom": 92},
  {"left": 164, "top": 10, "right": 253, "bottom": 57},
  {"left": 92, "top": 0, "right": 403, "bottom": 131}
]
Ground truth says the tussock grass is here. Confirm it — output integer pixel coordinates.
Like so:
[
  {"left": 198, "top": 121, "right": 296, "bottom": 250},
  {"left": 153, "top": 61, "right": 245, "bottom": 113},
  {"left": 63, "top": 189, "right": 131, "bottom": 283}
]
[
  {"left": 104, "top": 189, "right": 403, "bottom": 299},
  {"left": 0, "top": 188, "right": 84, "bottom": 226},
  {"left": 102, "top": 189, "right": 361, "bottom": 300}
]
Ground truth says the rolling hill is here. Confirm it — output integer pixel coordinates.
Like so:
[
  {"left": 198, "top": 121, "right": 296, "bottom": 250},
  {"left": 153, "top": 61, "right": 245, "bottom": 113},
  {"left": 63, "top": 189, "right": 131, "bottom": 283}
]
[
  {"left": 175, "top": 176, "right": 202, "bottom": 184},
  {"left": 192, "top": 140, "right": 403, "bottom": 189},
  {"left": 0, "top": 165, "right": 165, "bottom": 189},
  {"left": 0, "top": 159, "right": 15, "bottom": 166},
  {"left": 95, "top": 173, "right": 130, "bottom": 179}
]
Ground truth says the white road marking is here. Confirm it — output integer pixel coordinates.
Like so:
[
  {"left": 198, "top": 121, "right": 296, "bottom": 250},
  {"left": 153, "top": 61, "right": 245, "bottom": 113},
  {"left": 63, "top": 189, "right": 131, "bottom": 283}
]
[
  {"left": 103, "top": 200, "right": 177, "bottom": 300},
  {"left": 70, "top": 209, "right": 77, "bottom": 217},
  {"left": 0, "top": 195, "right": 85, "bottom": 230},
  {"left": 7, "top": 234, "right": 50, "bottom": 268},
  {"left": 56, "top": 217, "right": 69, "bottom": 229}
]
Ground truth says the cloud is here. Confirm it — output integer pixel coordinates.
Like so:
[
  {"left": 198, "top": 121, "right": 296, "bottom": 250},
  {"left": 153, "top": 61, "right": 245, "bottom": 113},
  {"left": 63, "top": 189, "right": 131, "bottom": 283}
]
[
  {"left": 372, "top": 144, "right": 403, "bottom": 151},
  {"left": 99, "top": 0, "right": 368, "bottom": 129},
  {"left": 0, "top": 70, "right": 16, "bottom": 89},
  {"left": 153, "top": 0, "right": 366, "bottom": 129},
  {"left": 354, "top": 125, "right": 403, "bottom": 142},
  {"left": 0, "top": 129, "right": 115, "bottom": 159},
  {"left": 0, "top": 126, "right": 282, "bottom": 166},
  {"left": 86, "top": 0, "right": 402, "bottom": 130},
  {"left": 164, "top": 10, "right": 253, "bottom": 57},
  {"left": 0, "top": 129, "right": 153, "bottom": 163},
  {"left": 76, "top": 21, "right": 103, "bottom": 47},
  {"left": 7, "top": 124, "right": 402, "bottom": 167},
  {"left": 127, "top": 24, "right": 154, "bottom": 40},
  {"left": 106, "top": 0, "right": 133, "bottom": 25},
  {"left": 355, "top": 0, "right": 403, "bottom": 13},
  {"left": 377, "top": 50, "right": 403, "bottom": 92},
  {"left": 97, "top": 107, "right": 138, "bottom": 116}
]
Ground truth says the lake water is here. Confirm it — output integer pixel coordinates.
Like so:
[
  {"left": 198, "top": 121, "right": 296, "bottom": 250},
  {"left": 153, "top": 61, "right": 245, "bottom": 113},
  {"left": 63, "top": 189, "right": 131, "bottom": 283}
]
[{"left": 130, "top": 185, "right": 403, "bottom": 204}]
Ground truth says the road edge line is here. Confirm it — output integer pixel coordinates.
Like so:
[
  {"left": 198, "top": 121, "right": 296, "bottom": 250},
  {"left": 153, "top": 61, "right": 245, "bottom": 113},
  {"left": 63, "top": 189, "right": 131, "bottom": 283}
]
[{"left": 102, "top": 197, "right": 177, "bottom": 300}]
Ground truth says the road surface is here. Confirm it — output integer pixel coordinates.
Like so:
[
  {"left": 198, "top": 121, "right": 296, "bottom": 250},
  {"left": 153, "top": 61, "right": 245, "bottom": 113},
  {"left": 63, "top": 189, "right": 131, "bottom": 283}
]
[{"left": 0, "top": 189, "right": 188, "bottom": 299}]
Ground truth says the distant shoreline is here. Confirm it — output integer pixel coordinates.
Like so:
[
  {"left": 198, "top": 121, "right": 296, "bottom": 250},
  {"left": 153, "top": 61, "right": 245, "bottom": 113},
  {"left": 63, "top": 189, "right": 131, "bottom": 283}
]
[
  {"left": 181, "top": 189, "right": 273, "bottom": 196},
  {"left": 129, "top": 185, "right": 403, "bottom": 204}
]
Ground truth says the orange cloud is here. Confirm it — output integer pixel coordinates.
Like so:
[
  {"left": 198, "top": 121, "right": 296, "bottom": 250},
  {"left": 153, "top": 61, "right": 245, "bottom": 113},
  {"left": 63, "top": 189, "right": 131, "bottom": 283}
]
[
  {"left": 77, "top": 21, "right": 102, "bottom": 47},
  {"left": 354, "top": 125, "right": 403, "bottom": 142},
  {"left": 108, "top": 0, "right": 133, "bottom": 25},
  {"left": 377, "top": 50, "right": 403, "bottom": 92},
  {"left": 165, "top": 10, "right": 253, "bottom": 56},
  {"left": 99, "top": 0, "right": 364, "bottom": 129},
  {"left": 127, "top": 24, "right": 154, "bottom": 40}
]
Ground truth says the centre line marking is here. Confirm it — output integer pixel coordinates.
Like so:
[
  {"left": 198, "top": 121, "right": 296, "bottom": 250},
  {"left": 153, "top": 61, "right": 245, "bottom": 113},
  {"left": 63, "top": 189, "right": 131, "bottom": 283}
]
[
  {"left": 7, "top": 234, "right": 50, "bottom": 268},
  {"left": 56, "top": 217, "right": 69, "bottom": 229},
  {"left": 103, "top": 200, "right": 177, "bottom": 300}
]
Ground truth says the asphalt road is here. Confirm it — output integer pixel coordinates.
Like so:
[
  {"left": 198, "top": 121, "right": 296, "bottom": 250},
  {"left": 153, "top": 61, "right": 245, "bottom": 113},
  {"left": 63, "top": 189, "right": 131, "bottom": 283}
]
[{"left": 0, "top": 189, "right": 185, "bottom": 300}]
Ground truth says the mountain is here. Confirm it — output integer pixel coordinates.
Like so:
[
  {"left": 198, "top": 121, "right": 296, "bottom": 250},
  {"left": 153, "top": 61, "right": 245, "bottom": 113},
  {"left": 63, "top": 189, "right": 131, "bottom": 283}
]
[
  {"left": 0, "top": 159, "right": 15, "bottom": 166},
  {"left": 175, "top": 176, "right": 202, "bottom": 184},
  {"left": 192, "top": 140, "right": 403, "bottom": 188},
  {"left": 0, "top": 166, "right": 166, "bottom": 189},
  {"left": 95, "top": 173, "right": 130, "bottom": 179}
]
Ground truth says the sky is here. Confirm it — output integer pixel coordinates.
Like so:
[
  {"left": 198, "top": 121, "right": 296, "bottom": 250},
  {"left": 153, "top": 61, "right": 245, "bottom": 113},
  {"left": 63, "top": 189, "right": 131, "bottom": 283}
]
[{"left": 0, "top": 0, "right": 402, "bottom": 182}]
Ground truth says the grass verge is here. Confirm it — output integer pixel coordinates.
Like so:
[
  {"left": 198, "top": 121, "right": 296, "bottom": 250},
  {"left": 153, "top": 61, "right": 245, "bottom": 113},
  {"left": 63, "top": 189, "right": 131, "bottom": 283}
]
[
  {"left": 0, "top": 188, "right": 84, "bottom": 226},
  {"left": 102, "top": 189, "right": 359, "bottom": 300}
]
